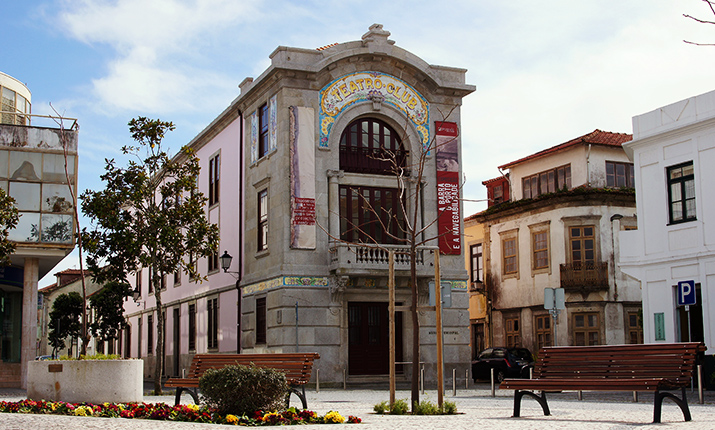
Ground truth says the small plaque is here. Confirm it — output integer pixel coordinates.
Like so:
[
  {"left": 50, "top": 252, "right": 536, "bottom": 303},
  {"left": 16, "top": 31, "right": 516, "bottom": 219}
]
[{"left": 48, "top": 364, "right": 63, "bottom": 373}]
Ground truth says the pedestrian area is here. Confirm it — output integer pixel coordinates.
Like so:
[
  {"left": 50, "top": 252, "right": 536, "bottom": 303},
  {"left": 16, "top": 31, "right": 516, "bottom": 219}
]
[{"left": 1, "top": 385, "right": 715, "bottom": 429}]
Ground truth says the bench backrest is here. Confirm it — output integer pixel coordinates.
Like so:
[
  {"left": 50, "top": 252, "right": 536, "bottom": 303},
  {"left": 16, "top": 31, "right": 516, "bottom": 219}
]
[
  {"left": 185, "top": 353, "right": 320, "bottom": 385},
  {"left": 533, "top": 342, "right": 703, "bottom": 387}
]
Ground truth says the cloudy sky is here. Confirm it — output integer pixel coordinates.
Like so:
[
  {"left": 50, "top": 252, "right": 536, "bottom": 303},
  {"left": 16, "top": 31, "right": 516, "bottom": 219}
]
[{"left": 5, "top": 0, "right": 715, "bottom": 285}]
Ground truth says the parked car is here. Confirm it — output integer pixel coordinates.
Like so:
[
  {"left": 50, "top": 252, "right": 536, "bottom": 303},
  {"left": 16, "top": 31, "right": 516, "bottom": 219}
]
[{"left": 471, "top": 347, "right": 534, "bottom": 382}]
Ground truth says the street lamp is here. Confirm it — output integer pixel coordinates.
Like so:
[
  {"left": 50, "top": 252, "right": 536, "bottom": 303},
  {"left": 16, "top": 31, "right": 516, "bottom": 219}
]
[
  {"left": 133, "top": 285, "right": 141, "bottom": 302},
  {"left": 220, "top": 251, "right": 234, "bottom": 273}
]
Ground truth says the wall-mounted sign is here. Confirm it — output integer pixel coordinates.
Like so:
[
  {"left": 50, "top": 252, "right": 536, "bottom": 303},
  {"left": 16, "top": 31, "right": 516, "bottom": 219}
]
[
  {"left": 319, "top": 72, "right": 429, "bottom": 148},
  {"left": 677, "top": 280, "right": 696, "bottom": 306}
]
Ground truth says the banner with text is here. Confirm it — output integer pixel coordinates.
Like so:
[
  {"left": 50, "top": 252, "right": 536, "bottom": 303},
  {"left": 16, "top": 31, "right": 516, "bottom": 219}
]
[{"left": 436, "top": 121, "right": 461, "bottom": 255}]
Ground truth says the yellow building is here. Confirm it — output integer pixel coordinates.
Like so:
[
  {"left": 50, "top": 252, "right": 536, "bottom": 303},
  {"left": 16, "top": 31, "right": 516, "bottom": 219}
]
[{"left": 464, "top": 212, "right": 488, "bottom": 358}]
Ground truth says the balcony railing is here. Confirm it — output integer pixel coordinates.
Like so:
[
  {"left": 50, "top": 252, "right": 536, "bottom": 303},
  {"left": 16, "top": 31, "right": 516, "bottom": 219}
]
[
  {"left": 560, "top": 261, "right": 609, "bottom": 292},
  {"left": 329, "top": 243, "right": 432, "bottom": 277}
]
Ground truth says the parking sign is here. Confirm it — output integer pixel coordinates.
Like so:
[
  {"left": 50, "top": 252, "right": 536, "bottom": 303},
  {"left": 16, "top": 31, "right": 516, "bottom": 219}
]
[{"left": 677, "top": 280, "right": 696, "bottom": 306}]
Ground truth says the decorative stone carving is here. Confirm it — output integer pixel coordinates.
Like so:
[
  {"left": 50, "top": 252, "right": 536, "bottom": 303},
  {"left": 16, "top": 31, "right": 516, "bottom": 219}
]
[{"left": 330, "top": 276, "right": 349, "bottom": 303}]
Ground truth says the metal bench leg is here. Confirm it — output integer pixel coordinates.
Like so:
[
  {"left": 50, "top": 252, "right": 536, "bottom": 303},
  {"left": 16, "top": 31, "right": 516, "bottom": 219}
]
[
  {"left": 653, "top": 387, "right": 691, "bottom": 423},
  {"left": 287, "top": 386, "right": 308, "bottom": 410},
  {"left": 513, "top": 390, "right": 550, "bottom": 417},
  {"left": 174, "top": 387, "right": 199, "bottom": 406}
]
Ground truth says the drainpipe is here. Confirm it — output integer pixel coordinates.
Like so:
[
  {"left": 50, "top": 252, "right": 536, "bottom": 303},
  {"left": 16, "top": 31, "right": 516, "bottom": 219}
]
[
  {"left": 586, "top": 144, "right": 592, "bottom": 187},
  {"left": 237, "top": 109, "right": 244, "bottom": 353},
  {"left": 610, "top": 213, "right": 623, "bottom": 301}
]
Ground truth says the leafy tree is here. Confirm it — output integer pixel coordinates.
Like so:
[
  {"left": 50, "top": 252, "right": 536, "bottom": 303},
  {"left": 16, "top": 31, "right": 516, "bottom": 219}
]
[
  {"left": 89, "top": 281, "right": 133, "bottom": 342},
  {"left": 0, "top": 188, "right": 19, "bottom": 264},
  {"left": 81, "top": 117, "right": 220, "bottom": 394},
  {"left": 48, "top": 292, "right": 83, "bottom": 356}
]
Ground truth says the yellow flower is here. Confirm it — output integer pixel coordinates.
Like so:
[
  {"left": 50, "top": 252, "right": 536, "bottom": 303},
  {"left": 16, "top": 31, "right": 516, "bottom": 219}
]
[
  {"left": 225, "top": 414, "right": 239, "bottom": 424},
  {"left": 74, "top": 405, "right": 93, "bottom": 416},
  {"left": 324, "top": 411, "right": 345, "bottom": 423},
  {"left": 187, "top": 404, "right": 200, "bottom": 412}
]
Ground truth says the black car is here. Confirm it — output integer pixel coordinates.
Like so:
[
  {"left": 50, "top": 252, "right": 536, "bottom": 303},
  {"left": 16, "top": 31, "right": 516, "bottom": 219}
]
[{"left": 471, "top": 347, "right": 534, "bottom": 382}]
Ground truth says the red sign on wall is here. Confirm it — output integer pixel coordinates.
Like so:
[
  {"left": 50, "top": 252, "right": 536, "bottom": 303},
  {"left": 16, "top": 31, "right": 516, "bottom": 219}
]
[{"left": 435, "top": 122, "right": 461, "bottom": 255}]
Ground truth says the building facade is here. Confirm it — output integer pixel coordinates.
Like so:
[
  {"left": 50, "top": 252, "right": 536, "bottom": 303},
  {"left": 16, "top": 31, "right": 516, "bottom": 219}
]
[
  {"left": 464, "top": 213, "right": 487, "bottom": 358},
  {"left": 0, "top": 71, "right": 78, "bottom": 387},
  {"left": 124, "top": 25, "right": 475, "bottom": 386},
  {"left": 474, "top": 130, "right": 642, "bottom": 353},
  {"left": 620, "top": 89, "right": 715, "bottom": 354}
]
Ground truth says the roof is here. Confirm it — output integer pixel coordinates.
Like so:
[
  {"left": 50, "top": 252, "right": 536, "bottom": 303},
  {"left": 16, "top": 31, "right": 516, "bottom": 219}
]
[
  {"left": 482, "top": 175, "right": 508, "bottom": 186},
  {"left": 498, "top": 129, "right": 633, "bottom": 170}
]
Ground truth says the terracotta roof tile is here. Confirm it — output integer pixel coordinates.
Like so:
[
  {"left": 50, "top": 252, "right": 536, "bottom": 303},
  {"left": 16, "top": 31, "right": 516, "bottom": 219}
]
[{"left": 498, "top": 129, "right": 632, "bottom": 170}]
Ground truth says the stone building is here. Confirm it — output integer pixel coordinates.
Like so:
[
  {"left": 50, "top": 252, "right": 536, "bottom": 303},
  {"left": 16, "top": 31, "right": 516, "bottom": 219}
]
[
  {"left": 474, "top": 130, "right": 642, "bottom": 353},
  {"left": 124, "top": 24, "right": 475, "bottom": 386}
]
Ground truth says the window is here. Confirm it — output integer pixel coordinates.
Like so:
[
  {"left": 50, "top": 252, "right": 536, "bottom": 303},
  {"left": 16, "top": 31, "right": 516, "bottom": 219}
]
[
  {"left": 147, "top": 314, "right": 153, "bottom": 355},
  {"left": 259, "top": 103, "right": 269, "bottom": 158},
  {"left": 502, "top": 237, "right": 517, "bottom": 275},
  {"left": 174, "top": 269, "right": 181, "bottom": 287},
  {"left": 256, "top": 297, "right": 267, "bottom": 345},
  {"left": 470, "top": 244, "right": 483, "bottom": 285},
  {"left": 627, "top": 311, "right": 643, "bottom": 344},
  {"left": 137, "top": 317, "right": 142, "bottom": 358},
  {"left": 532, "top": 230, "right": 549, "bottom": 270},
  {"left": 535, "top": 315, "right": 552, "bottom": 348},
  {"left": 208, "top": 251, "right": 219, "bottom": 272},
  {"left": 339, "top": 118, "right": 407, "bottom": 175},
  {"left": 667, "top": 161, "right": 696, "bottom": 224},
  {"left": 573, "top": 312, "right": 600, "bottom": 345},
  {"left": 522, "top": 164, "right": 571, "bottom": 199},
  {"left": 209, "top": 153, "right": 220, "bottom": 206},
  {"left": 505, "top": 317, "right": 520, "bottom": 348},
  {"left": 135, "top": 271, "right": 142, "bottom": 296},
  {"left": 569, "top": 226, "right": 595, "bottom": 266},
  {"left": 258, "top": 189, "right": 268, "bottom": 251},
  {"left": 207, "top": 298, "right": 218, "bottom": 349},
  {"left": 606, "top": 161, "right": 634, "bottom": 188},
  {"left": 493, "top": 184, "right": 504, "bottom": 204},
  {"left": 188, "top": 304, "right": 196, "bottom": 351},
  {"left": 160, "top": 273, "right": 166, "bottom": 290},
  {"left": 339, "top": 185, "right": 405, "bottom": 244}
]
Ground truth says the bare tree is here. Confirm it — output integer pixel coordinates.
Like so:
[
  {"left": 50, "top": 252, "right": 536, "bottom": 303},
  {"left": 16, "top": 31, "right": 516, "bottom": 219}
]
[
  {"left": 324, "top": 107, "right": 463, "bottom": 410},
  {"left": 684, "top": 0, "right": 715, "bottom": 45}
]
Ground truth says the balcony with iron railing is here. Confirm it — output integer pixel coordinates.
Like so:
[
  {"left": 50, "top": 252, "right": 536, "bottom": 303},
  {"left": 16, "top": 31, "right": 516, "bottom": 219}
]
[
  {"left": 329, "top": 243, "right": 434, "bottom": 277},
  {"left": 559, "top": 261, "right": 609, "bottom": 292}
]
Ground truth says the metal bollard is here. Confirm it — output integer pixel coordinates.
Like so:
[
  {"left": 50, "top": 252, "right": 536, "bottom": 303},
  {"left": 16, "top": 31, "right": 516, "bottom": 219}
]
[
  {"left": 420, "top": 365, "right": 425, "bottom": 394},
  {"left": 490, "top": 368, "right": 495, "bottom": 397},
  {"left": 577, "top": 390, "right": 583, "bottom": 401},
  {"left": 316, "top": 369, "right": 320, "bottom": 393},
  {"left": 465, "top": 369, "right": 469, "bottom": 389},
  {"left": 452, "top": 368, "right": 456, "bottom": 396},
  {"left": 343, "top": 367, "right": 347, "bottom": 390},
  {"left": 699, "top": 364, "right": 704, "bottom": 404},
  {"left": 632, "top": 391, "right": 637, "bottom": 402}
]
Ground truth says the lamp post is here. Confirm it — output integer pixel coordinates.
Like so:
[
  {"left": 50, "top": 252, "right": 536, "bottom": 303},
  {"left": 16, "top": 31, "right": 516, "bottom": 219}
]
[{"left": 220, "top": 251, "right": 242, "bottom": 353}]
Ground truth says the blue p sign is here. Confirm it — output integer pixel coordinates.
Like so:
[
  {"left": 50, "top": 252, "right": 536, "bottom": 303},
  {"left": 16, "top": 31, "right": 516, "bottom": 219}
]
[{"left": 677, "top": 280, "right": 696, "bottom": 306}]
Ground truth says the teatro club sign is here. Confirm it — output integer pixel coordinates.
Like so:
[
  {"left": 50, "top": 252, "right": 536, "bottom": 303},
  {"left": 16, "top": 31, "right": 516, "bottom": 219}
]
[{"left": 319, "top": 72, "right": 430, "bottom": 148}]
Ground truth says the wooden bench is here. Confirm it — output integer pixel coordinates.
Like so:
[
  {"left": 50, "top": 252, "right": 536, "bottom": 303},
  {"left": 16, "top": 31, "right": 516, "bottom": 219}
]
[
  {"left": 499, "top": 342, "right": 704, "bottom": 423},
  {"left": 165, "top": 352, "right": 320, "bottom": 409}
]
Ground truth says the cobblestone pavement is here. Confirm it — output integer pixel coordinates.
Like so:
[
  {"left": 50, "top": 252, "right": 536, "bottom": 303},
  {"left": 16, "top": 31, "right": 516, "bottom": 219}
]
[{"left": 1, "top": 385, "right": 715, "bottom": 429}]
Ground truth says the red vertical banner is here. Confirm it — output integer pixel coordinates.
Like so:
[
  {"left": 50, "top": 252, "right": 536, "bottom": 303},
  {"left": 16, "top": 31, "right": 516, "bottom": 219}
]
[{"left": 435, "top": 121, "right": 461, "bottom": 255}]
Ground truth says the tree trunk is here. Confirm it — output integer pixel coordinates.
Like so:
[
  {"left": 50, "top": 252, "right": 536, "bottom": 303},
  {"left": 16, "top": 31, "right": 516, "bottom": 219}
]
[
  {"left": 153, "top": 272, "right": 164, "bottom": 395},
  {"left": 410, "top": 241, "right": 420, "bottom": 410}
]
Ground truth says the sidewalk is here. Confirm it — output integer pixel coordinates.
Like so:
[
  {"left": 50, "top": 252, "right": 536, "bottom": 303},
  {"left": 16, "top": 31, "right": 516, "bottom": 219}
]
[{"left": 1, "top": 384, "right": 715, "bottom": 429}]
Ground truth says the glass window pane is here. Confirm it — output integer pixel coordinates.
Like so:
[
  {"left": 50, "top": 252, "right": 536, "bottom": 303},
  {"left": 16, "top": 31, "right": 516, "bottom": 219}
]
[
  {"left": 0, "top": 150, "right": 8, "bottom": 179},
  {"left": 41, "top": 214, "right": 74, "bottom": 243},
  {"left": 671, "top": 183, "right": 682, "bottom": 202},
  {"left": 9, "top": 152, "right": 42, "bottom": 181},
  {"left": 683, "top": 164, "right": 694, "bottom": 176},
  {"left": 9, "top": 182, "right": 41, "bottom": 211},
  {"left": 685, "top": 179, "right": 695, "bottom": 199},
  {"left": 42, "top": 183, "right": 74, "bottom": 213},
  {"left": 9, "top": 212, "right": 41, "bottom": 242}
]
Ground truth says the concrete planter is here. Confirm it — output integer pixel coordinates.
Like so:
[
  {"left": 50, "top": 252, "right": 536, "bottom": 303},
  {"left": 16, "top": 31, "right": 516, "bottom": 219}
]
[{"left": 28, "top": 359, "right": 143, "bottom": 404}]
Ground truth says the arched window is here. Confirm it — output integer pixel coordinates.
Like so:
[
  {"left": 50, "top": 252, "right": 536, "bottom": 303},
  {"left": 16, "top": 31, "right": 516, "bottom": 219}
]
[{"left": 339, "top": 118, "right": 407, "bottom": 175}]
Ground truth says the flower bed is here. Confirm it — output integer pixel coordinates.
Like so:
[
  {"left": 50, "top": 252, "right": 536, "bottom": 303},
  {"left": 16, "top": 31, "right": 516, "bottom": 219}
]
[{"left": 0, "top": 400, "right": 361, "bottom": 425}]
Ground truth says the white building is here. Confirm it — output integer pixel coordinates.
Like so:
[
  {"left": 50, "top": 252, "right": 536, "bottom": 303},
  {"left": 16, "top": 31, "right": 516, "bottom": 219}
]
[
  {"left": 475, "top": 130, "right": 642, "bottom": 352},
  {"left": 620, "top": 89, "right": 715, "bottom": 351}
]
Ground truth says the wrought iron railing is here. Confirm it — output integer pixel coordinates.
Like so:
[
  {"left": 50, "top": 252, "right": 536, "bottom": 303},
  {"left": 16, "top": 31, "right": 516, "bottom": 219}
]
[{"left": 559, "top": 261, "right": 609, "bottom": 292}]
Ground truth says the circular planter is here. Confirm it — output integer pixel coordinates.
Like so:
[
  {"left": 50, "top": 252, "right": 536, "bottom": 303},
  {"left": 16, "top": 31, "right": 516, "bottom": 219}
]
[{"left": 28, "top": 359, "right": 143, "bottom": 404}]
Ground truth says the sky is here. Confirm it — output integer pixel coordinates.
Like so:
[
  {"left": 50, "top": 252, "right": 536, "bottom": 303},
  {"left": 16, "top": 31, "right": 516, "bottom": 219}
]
[{"left": 5, "top": 0, "right": 715, "bottom": 286}]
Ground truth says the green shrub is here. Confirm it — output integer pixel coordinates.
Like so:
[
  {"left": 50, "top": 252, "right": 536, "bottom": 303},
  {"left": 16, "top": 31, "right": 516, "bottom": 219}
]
[
  {"left": 390, "top": 399, "right": 409, "bottom": 415},
  {"left": 412, "top": 399, "right": 439, "bottom": 415},
  {"left": 442, "top": 400, "right": 458, "bottom": 414},
  {"left": 199, "top": 364, "right": 289, "bottom": 415},
  {"left": 373, "top": 401, "right": 388, "bottom": 414}
]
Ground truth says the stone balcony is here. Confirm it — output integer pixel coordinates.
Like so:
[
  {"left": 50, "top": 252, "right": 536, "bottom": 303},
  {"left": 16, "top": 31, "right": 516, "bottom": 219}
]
[{"left": 329, "top": 243, "right": 434, "bottom": 278}]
